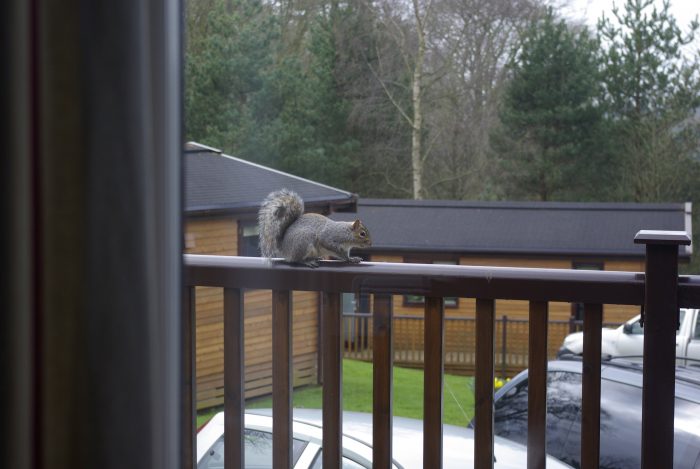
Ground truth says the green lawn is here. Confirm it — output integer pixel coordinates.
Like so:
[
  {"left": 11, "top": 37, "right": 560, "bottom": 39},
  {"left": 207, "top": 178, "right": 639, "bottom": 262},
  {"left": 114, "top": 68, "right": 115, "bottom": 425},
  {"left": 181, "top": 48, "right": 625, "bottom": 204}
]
[{"left": 198, "top": 359, "right": 474, "bottom": 427}]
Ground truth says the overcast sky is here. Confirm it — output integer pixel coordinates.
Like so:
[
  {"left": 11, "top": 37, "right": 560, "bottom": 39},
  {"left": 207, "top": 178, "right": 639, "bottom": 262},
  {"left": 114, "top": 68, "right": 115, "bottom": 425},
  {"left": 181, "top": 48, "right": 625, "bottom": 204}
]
[
  {"left": 557, "top": 0, "right": 700, "bottom": 50},
  {"left": 559, "top": 0, "right": 699, "bottom": 29}
]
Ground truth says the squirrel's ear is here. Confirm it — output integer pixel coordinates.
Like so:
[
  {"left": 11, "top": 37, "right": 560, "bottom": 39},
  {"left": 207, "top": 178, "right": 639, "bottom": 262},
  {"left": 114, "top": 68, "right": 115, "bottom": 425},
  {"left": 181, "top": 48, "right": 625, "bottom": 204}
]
[{"left": 352, "top": 219, "right": 361, "bottom": 229}]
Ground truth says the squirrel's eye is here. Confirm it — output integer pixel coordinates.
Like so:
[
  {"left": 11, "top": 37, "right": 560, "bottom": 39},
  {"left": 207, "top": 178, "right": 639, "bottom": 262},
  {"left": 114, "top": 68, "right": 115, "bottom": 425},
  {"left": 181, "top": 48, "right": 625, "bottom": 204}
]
[{"left": 360, "top": 231, "right": 366, "bottom": 237}]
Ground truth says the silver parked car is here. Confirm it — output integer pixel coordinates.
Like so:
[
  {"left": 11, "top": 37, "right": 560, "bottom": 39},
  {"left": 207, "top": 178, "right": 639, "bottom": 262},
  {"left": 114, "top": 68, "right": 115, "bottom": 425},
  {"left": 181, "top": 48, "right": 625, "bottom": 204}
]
[{"left": 197, "top": 409, "right": 573, "bottom": 468}]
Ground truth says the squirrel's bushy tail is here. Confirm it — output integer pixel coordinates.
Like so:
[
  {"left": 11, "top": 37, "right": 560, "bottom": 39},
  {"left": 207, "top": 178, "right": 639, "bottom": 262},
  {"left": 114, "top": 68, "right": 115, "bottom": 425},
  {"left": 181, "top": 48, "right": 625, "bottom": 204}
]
[{"left": 258, "top": 189, "right": 304, "bottom": 258}]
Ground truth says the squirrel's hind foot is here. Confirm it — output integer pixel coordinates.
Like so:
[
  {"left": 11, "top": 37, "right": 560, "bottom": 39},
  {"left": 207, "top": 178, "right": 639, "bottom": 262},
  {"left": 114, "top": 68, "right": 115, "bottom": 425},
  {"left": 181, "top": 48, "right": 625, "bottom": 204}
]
[{"left": 302, "top": 258, "right": 321, "bottom": 268}]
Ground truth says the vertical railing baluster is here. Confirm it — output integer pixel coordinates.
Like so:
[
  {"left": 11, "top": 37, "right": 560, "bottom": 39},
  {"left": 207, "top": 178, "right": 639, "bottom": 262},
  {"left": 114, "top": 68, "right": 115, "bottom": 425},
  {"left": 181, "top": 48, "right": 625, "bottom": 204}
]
[
  {"left": 424, "top": 297, "right": 445, "bottom": 468},
  {"left": 273, "top": 290, "right": 293, "bottom": 469},
  {"left": 182, "top": 286, "right": 196, "bottom": 469},
  {"left": 475, "top": 298, "right": 495, "bottom": 469},
  {"left": 581, "top": 303, "right": 602, "bottom": 469},
  {"left": 373, "top": 294, "right": 393, "bottom": 468},
  {"left": 501, "top": 315, "right": 508, "bottom": 379},
  {"left": 528, "top": 301, "right": 548, "bottom": 469},
  {"left": 224, "top": 288, "right": 244, "bottom": 469},
  {"left": 322, "top": 292, "right": 343, "bottom": 469},
  {"left": 634, "top": 231, "right": 690, "bottom": 469}
]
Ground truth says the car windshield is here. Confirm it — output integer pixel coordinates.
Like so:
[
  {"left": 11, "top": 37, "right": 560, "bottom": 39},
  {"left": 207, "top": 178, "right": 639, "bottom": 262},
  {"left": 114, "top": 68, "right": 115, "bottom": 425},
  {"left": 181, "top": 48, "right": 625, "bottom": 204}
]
[
  {"left": 628, "top": 309, "right": 686, "bottom": 336},
  {"left": 198, "top": 429, "right": 308, "bottom": 469}
]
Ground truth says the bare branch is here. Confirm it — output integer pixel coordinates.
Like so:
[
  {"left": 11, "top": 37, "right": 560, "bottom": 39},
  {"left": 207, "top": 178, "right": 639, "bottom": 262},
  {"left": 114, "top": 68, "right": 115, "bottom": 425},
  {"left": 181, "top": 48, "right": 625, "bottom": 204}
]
[{"left": 367, "top": 53, "right": 415, "bottom": 127}]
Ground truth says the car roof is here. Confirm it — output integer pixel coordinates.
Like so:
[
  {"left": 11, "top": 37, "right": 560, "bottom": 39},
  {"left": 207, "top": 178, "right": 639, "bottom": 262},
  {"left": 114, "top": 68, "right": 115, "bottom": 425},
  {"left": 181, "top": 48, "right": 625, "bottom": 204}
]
[
  {"left": 201, "top": 409, "right": 573, "bottom": 468},
  {"left": 543, "top": 358, "right": 700, "bottom": 403}
]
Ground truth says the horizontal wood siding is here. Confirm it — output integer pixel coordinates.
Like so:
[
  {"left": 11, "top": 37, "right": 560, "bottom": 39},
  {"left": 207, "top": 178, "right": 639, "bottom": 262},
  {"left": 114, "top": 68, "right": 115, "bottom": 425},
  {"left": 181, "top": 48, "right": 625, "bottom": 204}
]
[
  {"left": 186, "top": 217, "right": 318, "bottom": 409},
  {"left": 372, "top": 254, "right": 644, "bottom": 323},
  {"left": 195, "top": 288, "right": 319, "bottom": 409},
  {"left": 185, "top": 217, "right": 238, "bottom": 256},
  {"left": 365, "top": 254, "right": 645, "bottom": 374}
]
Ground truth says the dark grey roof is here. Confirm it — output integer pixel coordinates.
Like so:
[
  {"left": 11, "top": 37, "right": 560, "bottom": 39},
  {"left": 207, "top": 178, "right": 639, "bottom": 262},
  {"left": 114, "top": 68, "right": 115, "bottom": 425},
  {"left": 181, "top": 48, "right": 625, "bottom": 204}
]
[
  {"left": 185, "top": 142, "right": 355, "bottom": 214},
  {"left": 331, "top": 199, "right": 693, "bottom": 258}
]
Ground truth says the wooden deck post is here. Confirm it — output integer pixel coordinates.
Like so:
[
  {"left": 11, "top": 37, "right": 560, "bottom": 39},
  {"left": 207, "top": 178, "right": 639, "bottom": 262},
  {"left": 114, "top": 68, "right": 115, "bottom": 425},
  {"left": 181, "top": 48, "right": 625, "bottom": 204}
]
[
  {"left": 224, "top": 288, "right": 245, "bottom": 469},
  {"left": 423, "top": 297, "right": 445, "bottom": 468},
  {"left": 322, "top": 292, "right": 343, "bottom": 469},
  {"left": 182, "top": 287, "right": 196, "bottom": 469},
  {"left": 581, "top": 303, "right": 602, "bottom": 469},
  {"left": 474, "top": 298, "right": 495, "bottom": 469},
  {"left": 273, "top": 290, "right": 293, "bottom": 469},
  {"left": 634, "top": 230, "right": 691, "bottom": 469},
  {"left": 373, "top": 294, "right": 393, "bottom": 468},
  {"left": 528, "top": 302, "right": 548, "bottom": 469}
]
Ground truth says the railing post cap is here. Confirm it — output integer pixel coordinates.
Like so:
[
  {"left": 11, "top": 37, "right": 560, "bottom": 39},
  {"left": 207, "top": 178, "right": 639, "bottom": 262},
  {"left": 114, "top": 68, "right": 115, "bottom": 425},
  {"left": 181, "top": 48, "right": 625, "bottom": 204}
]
[{"left": 634, "top": 230, "right": 691, "bottom": 246}]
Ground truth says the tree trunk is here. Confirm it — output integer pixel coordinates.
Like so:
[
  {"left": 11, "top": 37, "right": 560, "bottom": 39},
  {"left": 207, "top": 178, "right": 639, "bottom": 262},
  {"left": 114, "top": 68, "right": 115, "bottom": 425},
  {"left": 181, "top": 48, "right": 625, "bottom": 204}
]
[{"left": 411, "top": 0, "right": 426, "bottom": 200}]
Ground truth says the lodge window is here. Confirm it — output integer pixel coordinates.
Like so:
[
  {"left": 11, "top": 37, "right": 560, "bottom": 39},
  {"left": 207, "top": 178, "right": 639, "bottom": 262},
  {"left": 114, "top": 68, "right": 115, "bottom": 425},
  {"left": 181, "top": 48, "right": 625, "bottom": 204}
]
[
  {"left": 239, "top": 221, "right": 261, "bottom": 257},
  {"left": 403, "top": 258, "right": 459, "bottom": 308},
  {"left": 571, "top": 262, "right": 604, "bottom": 329}
]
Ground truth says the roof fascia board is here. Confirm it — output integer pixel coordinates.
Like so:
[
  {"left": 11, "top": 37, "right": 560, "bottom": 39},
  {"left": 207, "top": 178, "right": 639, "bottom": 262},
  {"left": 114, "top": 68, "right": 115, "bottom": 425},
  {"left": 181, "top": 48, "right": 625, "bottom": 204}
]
[
  {"left": 365, "top": 248, "right": 689, "bottom": 263},
  {"left": 360, "top": 246, "right": 690, "bottom": 259},
  {"left": 185, "top": 141, "right": 222, "bottom": 154},
  {"left": 358, "top": 199, "right": 689, "bottom": 212}
]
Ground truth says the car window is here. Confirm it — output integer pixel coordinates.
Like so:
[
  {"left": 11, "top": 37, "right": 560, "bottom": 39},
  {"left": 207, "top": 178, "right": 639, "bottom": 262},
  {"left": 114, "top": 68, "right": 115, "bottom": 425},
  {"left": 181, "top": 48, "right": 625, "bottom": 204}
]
[
  {"left": 494, "top": 378, "right": 528, "bottom": 441},
  {"left": 310, "top": 450, "right": 370, "bottom": 468},
  {"left": 679, "top": 309, "right": 687, "bottom": 336},
  {"left": 198, "top": 429, "right": 308, "bottom": 469},
  {"left": 564, "top": 378, "right": 700, "bottom": 469},
  {"left": 496, "top": 371, "right": 700, "bottom": 469},
  {"left": 694, "top": 312, "right": 700, "bottom": 340},
  {"left": 494, "top": 372, "right": 579, "bottom": 460},
  {"left": 628, "top": 311, "right": 686, "bottom": 336},
  {"left": 627, "top": 313, "right": 685, "bottom": 336},
  {"left": 561, "top": 377, "right": 641, "bottom": 469},
  {"left": 628, "top": 319, "right": 644, "bottom": 335}
]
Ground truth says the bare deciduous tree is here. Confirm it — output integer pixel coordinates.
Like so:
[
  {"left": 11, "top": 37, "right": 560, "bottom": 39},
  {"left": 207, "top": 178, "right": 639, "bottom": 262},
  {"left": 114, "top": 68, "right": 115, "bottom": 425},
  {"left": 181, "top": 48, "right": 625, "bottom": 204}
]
[
  {"left": 365, "top": 0, "right": 543, "bottom": 200},
  {"left": 425, "top": 0, "right": 543, "bottom": 200},
  {"left": 368, "top": 0, "right": 448, "bottom": 199}
]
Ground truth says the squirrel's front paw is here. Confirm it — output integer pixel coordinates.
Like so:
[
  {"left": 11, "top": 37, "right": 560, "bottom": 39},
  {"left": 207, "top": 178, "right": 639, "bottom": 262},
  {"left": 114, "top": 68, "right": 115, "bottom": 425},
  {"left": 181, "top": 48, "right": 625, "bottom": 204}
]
[
  {"left": 348, "top": 256, "right": 362, "bottom": 264},
  {"left": 303, "top": 259, "right": 321, "bottom": 268}
]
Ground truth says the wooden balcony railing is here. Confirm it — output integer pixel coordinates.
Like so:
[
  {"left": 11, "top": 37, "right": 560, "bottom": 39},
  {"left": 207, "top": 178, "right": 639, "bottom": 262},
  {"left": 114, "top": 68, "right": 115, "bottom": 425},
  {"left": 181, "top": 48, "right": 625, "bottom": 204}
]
[
  {"left": 341, "top": 313, "right": 624, "bottom": 376},
  {"left": 183, "top": 230, "right": 699, "bottom": 469}
]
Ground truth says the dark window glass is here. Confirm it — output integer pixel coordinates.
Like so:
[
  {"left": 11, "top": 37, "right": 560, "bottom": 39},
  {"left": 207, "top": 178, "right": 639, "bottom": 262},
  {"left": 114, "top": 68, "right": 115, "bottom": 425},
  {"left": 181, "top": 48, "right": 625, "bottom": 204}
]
[
  {"left": 627, "top": 310, "right": 684, "bottom": 336},
  {"left": 571, "top": 263, "right": 604, "bottom": 325},
  {"left": 240, "top": 222, "right": 261, "bottom": 257},
  {"left": 197, "top": 429, "right": 308, "bottom": 469},
  {"left": 494, "top": 378, "right": 529, "bottom": 440},
  {"left": 402, "top": 259, "right": 458, "bottom": 308},
  {"left": 627, "top": 318, "right": 644, "bottom": 335},
  {"left": 494, "top": 372, "right": 579, "bottom": 461}
]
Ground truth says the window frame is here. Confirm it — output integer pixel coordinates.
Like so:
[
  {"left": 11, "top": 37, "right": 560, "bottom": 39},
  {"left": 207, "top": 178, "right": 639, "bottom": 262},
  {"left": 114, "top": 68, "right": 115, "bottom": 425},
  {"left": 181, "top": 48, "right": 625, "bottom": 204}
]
[
  {"left": 237, "top": 218, "right": 261, "bottom": 257},
  {"left": 402, "top": 256, "right": 459, "bottom": 308}
]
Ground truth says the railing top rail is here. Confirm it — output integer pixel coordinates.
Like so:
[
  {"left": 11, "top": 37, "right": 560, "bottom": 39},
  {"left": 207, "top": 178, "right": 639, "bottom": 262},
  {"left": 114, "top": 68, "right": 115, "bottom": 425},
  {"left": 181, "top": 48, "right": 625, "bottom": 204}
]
[
  {"left": 185, "top": 254, "right": 655, "bottom": 305},
  {"left": 185, "top": 254, "right": 700, "bottom": 307}
]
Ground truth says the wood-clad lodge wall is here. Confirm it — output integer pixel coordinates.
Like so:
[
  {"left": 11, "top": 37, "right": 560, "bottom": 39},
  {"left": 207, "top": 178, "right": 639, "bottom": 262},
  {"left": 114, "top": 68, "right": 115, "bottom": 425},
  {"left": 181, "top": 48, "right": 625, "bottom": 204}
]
[
  {"left": 186, "top": 217, "right": 319, "bottom": 409},
  {"left": 368, "top": 254, "right": 644, "bottom": 373}
]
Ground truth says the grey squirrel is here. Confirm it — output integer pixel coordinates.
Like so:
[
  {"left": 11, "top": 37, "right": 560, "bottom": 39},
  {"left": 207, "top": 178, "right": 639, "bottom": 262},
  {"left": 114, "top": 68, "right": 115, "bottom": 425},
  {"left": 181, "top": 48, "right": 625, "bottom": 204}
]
[{"left": 258, "top": 189, "right": 372, "bottom": 267}]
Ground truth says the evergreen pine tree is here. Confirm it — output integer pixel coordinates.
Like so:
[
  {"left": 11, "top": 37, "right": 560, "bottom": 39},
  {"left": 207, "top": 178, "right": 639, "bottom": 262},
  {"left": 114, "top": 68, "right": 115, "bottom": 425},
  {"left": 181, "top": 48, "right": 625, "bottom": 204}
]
[{"left": 493, "top": 10, "right": 609, "bottom": 201}]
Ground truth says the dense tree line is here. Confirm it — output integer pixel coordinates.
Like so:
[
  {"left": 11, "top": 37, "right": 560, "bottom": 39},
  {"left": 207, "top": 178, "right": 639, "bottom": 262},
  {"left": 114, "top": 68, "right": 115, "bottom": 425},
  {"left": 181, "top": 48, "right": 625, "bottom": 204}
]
[{"left": 185, "top": 0, "right": 700, "bottom": 205}]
